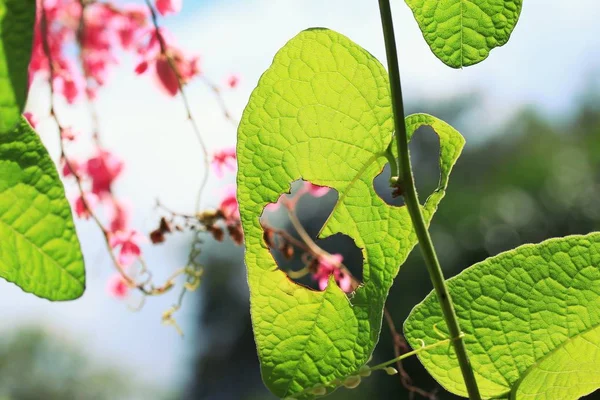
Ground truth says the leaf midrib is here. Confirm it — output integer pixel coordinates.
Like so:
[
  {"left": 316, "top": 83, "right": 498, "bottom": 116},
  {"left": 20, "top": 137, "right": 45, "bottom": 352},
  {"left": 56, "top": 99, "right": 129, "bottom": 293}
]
[
  {"left": 507, "top": 322, "right": 600, "bottom": 400},
  {"left": 460, "top": 0, "right": 464, "bottom": 67},
  {"left": 281, "top": 293, "right": 329, "bottom": 397}
]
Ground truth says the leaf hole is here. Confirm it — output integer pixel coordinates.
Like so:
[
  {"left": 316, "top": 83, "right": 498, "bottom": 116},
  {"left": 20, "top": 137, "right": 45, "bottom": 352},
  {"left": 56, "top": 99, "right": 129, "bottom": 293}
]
[
  {"left": 373, "top": 126, "right": 442, "bottom": 207},
  {"left": 260, "top": 179, "right": 364, "bottom": 293}
]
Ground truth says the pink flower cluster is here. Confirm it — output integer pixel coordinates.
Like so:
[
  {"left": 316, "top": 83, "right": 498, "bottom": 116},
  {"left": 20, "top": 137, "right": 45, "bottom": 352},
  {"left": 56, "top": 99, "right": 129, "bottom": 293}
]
[
  {"left": 313, "top": 253, "right": 351, "bottom": 293},
  {"left": 30, "top": 0, "right": 195, "bottom": 102},
  {"left": 31, "top": 0, "right": 193, "bottom": 301},
  {"left": 211, "top": 147, "right": 241, "bottom": 232},
  {"left": 63, "top": 146, "right": 143, "bottom": 300},
  {"left": 265, "top": 181, "right": 330, "bottom": 212},
  {"left": 134, "top": 28, "right": 200, "bottom": 96}
]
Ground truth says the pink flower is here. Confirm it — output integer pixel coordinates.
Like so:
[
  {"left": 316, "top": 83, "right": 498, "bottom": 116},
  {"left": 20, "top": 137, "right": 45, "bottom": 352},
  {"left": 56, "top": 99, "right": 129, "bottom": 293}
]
[
  {"left": 108, "top": 200, "right": 131, "bottom": 234},
  {"left": 304, "top": 182, "right": 329, "bottom": 197},
  {"left": 85, "top": 148, "right": 124, "bottom": 195},
  {"left": 109, "top": 230, "right": 145, "bottom": 266},
  {"left": 211, "top": 146, "right": 237, "bottom": 178},
  {"left": 313, "top": 253, "right": 352, "bottom": 293},
  {"left": 227, "top": 74, "right": 239, "bottom": 89},
  {"left": 113, "top": 4, "right": 149, "bottom": 49},
  {"left": 135, "top": 30, "right": 200, "bottom": 96},
  {"left": 106, "top": 274, "right": 130, "bottom": 299},
  {"left": 219, "top": 185, "right": 239, "bottom": 223},
  {"left": 29, "top": 1, "right": 150, "bottom": 103},
  {"left": 24, "top": 112, "right": 37, "bottom": 128},
  {"left": 154, "top": 56, "right": 179, "bottom": 96},
  {"left": 73, "top": 193, "right": 98, "bottom": 219},
  {"left": 155, "top": 0, "right": 182, "bottom": 16}
]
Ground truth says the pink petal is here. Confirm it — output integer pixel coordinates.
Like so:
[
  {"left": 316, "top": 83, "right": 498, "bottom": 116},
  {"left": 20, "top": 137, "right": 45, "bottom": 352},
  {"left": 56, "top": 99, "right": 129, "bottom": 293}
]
[
  {"left": 155, "top": 0, "right": 182, "bottom": 16},
  {"left": 304, "top": 182, "right": 330, "bottom": 197},
  {"left": 227, "top": 74, "right": 239, "bottom": 89},
  {"left": 337, "top": 273, "right": 352, "bottom": 293},
  {"left": 135, "top": 60, "right": 149, "bottom": 74},
  {"left": 107, "top": 199, "right": 131, "bottom": 233},
  {"left": 23, "top": 112, "right": 37, "bottom": 128},
  {"left": 73, "top": 193, "right": 98, "bottom": 219},
  {"left": 107, "top": 274, "right": 130, "bottom": 299},
  {"left": 318, "top": 277, "right": 329, "bottom": 291},
  {"left": 155, "top": 57, "right": 179, "bottom": 96}
]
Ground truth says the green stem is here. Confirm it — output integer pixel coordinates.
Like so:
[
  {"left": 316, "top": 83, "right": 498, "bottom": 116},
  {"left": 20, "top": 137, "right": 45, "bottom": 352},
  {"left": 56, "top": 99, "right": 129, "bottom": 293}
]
[{"left": 376, "top": 1, "right": 482, "bottom": 399}]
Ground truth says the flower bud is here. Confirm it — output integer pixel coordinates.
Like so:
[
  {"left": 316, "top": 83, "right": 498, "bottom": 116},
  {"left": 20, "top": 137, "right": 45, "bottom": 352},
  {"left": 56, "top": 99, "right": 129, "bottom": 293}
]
[
  {"left": 359, "top": 365, "right": 371, "bottom": 377},
  {"left": 310, "top": 386, "right": 326, "bottom": 396},
  {"left": 384, "top": 367, "right": 398, "bottom": 375},
  {"left": 343, "top": 375, "right": 361, "bottom": 389}
]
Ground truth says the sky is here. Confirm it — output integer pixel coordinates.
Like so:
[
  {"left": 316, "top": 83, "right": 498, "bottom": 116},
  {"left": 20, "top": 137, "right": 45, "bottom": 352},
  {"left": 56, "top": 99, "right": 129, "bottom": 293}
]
[{"left": 2, "top": 0, "right": 600, "bottom": 396}]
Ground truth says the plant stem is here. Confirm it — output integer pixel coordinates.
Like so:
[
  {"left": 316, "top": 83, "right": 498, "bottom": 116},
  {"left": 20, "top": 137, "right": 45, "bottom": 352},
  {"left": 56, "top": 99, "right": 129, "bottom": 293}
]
[{"left": 376, "top": 1, "right": 482, "bottom": 399}]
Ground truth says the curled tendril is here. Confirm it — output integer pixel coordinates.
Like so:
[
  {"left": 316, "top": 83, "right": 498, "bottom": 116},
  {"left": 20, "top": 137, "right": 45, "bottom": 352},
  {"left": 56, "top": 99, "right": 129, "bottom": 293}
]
[
  {"left": 162, "top": 306, "right": 184, "bottom": 337},
  {"left": 432, "top": 323, "right": 447, "bottom": 339}
]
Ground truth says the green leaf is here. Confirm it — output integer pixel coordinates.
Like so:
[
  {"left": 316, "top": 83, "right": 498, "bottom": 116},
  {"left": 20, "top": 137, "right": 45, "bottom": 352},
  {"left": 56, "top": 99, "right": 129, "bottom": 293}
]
[
  {"left": 404, "top": 232, "right": 600, "bottom": 399},
  {"left": 0, "top": 117, "right": 85, "bottom": 300},
  {"left": 237, "top": 28, "right": 464, "bottom": 399},
  {"left": 404, "top": 0, "right": 523, "bottom": 68},
  {"left": 0, "top": 0, "right": 36, "bottom": 133}
]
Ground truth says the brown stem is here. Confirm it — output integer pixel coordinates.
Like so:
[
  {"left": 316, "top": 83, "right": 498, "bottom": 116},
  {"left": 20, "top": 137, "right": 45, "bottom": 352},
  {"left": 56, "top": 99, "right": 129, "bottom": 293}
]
[
  {"left": 143, "top": 0, "right": 209, "bottom": 211},
  {"left": 40, "top": 3, "right": 178, "bottom": 298},
  {"left": 384, "top": 309, "right": 438, "bottom": 399}
]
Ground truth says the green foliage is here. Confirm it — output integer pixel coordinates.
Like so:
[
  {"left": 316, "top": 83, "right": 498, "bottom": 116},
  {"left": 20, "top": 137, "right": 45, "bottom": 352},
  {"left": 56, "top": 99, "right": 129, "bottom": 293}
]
[
  {"left": 237, "top": 28, "right": 464, "bottom": 398},
  {"left": 0, "top": 0, "right": 84, "bottom": 301},
  {"left": 0, "top": 327, "right": 167, "bottom": 400},
  {"left": 0, "top": 117, "right": 85, "bottom": 300},
  {"left": 404, "top": 232, "right": 600, "bottom": 399},
  {"left": 0, "top": 0, "right": 35, "bottom": 133},
  {"left": 404, "top": 0, "right": 523, "bottom": 68}
]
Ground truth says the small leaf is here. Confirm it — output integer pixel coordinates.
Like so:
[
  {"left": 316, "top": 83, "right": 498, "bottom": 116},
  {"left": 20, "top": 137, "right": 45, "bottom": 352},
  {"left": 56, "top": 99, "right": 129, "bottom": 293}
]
[
  {"left": 0, "top": 0, "right": 36, "bottom": 132},
  {"left": 404, "top": 232, "right": 600, "bottom": 399},
  {"left": 0, "top": 117, "right": 85, "bottom": 300},
  {"left": 405, "top": 0, "right": 523, "bottom": 68},
  {"left": 237, "top": 28, "right": 464, "bottom": 398}
]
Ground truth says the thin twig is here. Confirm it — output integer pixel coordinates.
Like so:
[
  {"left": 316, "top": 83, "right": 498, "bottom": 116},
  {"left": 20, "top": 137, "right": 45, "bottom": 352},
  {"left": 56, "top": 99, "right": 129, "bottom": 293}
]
[
  {"left": 200, "top": 76, "right": 238, "bottom": 127},
  {"left": 143, "top": 0, "right": 209, "bottom": 211},
  {"left": 384, "top": 309, "right": 438, "bottom": 399},
  {"left": 41, "top": 2, "right": 175, "bottom": 297}
]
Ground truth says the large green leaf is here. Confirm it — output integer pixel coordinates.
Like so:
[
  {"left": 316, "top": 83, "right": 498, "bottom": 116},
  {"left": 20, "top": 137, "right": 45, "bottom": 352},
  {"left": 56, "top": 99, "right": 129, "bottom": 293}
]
[
  {"left": 405, "top": 0, "right": 523, "bottom": 68},
  {"left": 0, "top": 117, "right": 85, "bottom": 300},
  {"left": 0, "top": 0, "right": 36, "bottom": 133},
  {"left": 237, "top": 28, "right": 464, "bottom": 398},
  {"left": 405, "top": 232, "right": 600, "bottom": 399}
]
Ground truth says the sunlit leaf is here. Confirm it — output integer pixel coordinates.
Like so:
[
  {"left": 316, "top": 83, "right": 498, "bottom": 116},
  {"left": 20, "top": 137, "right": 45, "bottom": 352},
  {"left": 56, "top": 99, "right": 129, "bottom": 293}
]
[
  {"left": 237, "top": 28, "right": 464, "bottom": 398},
  {"left": 405, "top": 0, "right": 523, "bottom": 68},
  {"left": 0, "top": 0, "right": 36, "bottom": 132},
  {"left": 0, "top": 117, "right": 85, "bottom": 300},
  {"left": 405, "top": 232, "right": 600, "bottom": 399}
]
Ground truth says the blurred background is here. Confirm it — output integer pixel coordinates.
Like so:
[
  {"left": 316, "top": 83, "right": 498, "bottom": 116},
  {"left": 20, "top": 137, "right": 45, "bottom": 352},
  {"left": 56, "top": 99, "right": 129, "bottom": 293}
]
[{"left": 2, "top": 0, "right": 600, "bottom": 398}]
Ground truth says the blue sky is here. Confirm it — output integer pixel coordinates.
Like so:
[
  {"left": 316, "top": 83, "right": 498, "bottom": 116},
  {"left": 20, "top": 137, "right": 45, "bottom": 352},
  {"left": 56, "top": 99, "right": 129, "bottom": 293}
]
[{"left": 6, "top": 0, "right": 600, "bottom": 395}]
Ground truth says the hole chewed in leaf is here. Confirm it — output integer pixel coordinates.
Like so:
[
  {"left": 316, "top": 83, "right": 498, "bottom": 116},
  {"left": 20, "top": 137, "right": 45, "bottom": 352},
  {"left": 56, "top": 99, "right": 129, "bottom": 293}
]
[
  {"left": 374, "top": 126, "right": 442, "bottom": 207},
  {"left": 237, "top": 28, "right": 466, "bottom": 398},
  {"left": 260, "top": 179, "right": 363, "bottom": 294}
]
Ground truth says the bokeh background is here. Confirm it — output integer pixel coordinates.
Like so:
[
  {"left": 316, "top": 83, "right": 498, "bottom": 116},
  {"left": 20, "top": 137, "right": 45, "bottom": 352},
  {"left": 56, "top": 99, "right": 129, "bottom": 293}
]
[{"left": 2, "top": 0, "right": 600, "bottom": 399}]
